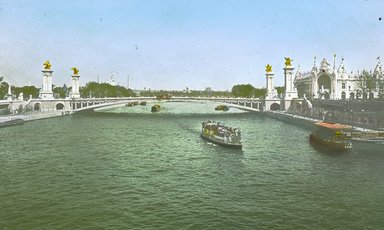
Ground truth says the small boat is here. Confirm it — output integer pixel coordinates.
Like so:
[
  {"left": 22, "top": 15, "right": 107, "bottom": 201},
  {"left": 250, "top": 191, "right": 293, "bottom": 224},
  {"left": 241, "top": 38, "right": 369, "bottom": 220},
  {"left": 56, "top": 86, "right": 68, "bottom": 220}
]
[
  {"left": 151, "top": 104, "right": 161, "bottom": 112},
  {"left": 215, "top": 105, "right": 229, "bottom": 111},
  {"left": 126, "top": 102, "right": 134, "bottom": 107},
  {"left": 309, "top": 122, "right": 352, "bottom": 151},
  {"left": 201, "top": 121, "right": 242, "bottom": 149}
]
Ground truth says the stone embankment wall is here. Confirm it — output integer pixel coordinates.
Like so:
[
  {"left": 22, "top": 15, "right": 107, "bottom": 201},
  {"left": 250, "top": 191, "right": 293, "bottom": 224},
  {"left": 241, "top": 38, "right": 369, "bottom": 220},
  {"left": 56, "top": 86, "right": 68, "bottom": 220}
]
[{"left": 288, "top": 99, "right": 384, "bottom": 131}]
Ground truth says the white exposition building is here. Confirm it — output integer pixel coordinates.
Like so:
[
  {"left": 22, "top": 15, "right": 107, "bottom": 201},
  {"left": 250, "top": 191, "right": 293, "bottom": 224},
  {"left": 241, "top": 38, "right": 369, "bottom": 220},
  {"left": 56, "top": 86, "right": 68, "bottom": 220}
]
[{"left": 294, "top": 57, "right": 384, "bottom": 100}]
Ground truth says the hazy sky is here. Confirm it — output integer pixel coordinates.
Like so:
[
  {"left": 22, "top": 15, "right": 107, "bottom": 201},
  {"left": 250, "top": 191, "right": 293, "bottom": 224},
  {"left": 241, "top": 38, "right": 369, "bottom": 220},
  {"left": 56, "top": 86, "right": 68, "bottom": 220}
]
[{"left": 1, "top": 0, "right": 384, "bottom": 90}]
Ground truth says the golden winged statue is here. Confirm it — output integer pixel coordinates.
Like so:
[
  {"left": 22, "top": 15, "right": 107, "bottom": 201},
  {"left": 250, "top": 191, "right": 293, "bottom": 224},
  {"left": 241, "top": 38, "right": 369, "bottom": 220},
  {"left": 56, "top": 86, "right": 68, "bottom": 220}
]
[
  {"left": 71, "top": 67, "right": 79, "bottom": 75},
  {"left": 43, "top": 60, "right": 52, "bottom": 69},
  {"left": 284, "top": 57, "right": 292, "bottom": 67},
  {"left": 265, "top": 64, "right": 272, "bottom": 73}
]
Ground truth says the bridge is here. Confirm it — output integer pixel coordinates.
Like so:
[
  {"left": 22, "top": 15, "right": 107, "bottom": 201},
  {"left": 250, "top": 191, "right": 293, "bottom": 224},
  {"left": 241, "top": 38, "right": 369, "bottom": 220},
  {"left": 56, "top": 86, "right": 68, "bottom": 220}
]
[
  {"left": 28, "top": 97, "right": 269, "bottom": 113},
  {"left": 1, "top": 96, "right": 283, "bottom": 115}
]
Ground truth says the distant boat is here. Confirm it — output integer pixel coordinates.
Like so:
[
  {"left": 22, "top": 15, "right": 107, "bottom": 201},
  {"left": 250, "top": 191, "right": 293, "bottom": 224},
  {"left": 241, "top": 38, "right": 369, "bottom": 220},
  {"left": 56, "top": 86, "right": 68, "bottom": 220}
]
[
  {"left": 215, "top": 105, "right": 229, "bottom": 111},
  {"left": 126, "top": 102, "right": 135, "bottom": 107},
  {"left": 201, "top": 121, "right": 242, "bottom": 149},
  {"left": 309, "top": 122, "right": 352, "bottom": 151},
  {"left": 151, "top": 104, "right": 161, "bottom": 112}
]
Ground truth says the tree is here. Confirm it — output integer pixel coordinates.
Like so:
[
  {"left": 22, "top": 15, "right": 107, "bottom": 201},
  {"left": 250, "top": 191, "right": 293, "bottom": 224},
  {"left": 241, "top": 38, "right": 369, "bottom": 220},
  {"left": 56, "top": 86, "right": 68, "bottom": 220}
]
[
  {"left": 0, "top": 82, "right": 9, "bottom": 99},
  {"left": 231, "top": 84, "right": 266, "bottom": 98},
  {"left": 53, "top": 86, "right": 67, "bottom": 98},
  {"left": 355, "top": 70, "right": 376, "bottom": 99},
  {"left": 231, "top": 84, "right": 256, "bottom": 97},
  {"left": 8, "top": 83, "right": 39, "bottom": 100},
  {"left": 80, "top": 82, "right": 136, "bottom": 98},
  {"left": 376, "top": 76, "right": 384, "bottom": 99},
  {"left": 20, "top": 86, "right": 39, "bottom": 99},
  {"left": 275, "top": 86, "right": 285, "bottom": 98},
  {"left": 253, "top": 88, "right": 267, "bottom": 98}
]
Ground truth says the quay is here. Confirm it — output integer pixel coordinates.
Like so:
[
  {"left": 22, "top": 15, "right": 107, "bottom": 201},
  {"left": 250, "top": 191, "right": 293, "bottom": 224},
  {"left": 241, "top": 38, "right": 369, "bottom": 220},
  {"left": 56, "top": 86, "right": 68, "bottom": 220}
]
[
  {"left": 263, "top": 110, "right": 384, "bottom": 143},
  {"left": 0, "top": 111, "right": 71, "bottom": 128}
]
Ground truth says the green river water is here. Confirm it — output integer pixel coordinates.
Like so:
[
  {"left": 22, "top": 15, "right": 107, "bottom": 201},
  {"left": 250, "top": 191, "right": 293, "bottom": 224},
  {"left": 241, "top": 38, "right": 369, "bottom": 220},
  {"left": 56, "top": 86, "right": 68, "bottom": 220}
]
[{"left": 1, "top": 101, "right": 383, "bottom": 229}]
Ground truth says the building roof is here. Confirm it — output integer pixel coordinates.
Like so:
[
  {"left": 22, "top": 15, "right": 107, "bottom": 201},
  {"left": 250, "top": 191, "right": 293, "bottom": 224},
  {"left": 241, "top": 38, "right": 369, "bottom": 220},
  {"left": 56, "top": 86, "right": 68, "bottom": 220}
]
[{"left": 315, "top": 122, "right": 352, "bottom": 130}]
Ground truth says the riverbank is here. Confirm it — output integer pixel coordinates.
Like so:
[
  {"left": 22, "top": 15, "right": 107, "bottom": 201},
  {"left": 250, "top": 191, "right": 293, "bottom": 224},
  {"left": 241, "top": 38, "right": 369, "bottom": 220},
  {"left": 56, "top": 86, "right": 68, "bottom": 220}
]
[
  {"left": 263, "top": 110, "right": 384, "bottom": 145},
  {"left": 263, "top": 110, "right": 381, "bottom": 132},
  {"left": 0, "top": 111, "right": 71, "bottom": 128},
  {"left": 262, "top": 110, "right": 321, "bottom": 130}
]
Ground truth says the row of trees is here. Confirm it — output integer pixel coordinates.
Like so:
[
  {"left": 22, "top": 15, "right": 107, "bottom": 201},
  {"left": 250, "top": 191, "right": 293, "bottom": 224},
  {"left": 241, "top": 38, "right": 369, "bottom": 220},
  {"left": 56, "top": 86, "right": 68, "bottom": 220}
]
[
  {"left": 0, "top": 82, "right": 280, "bottom": 100},
  {"left": 80, "top": 82, "right": 136, "bottom": 98},
  {"left": 1, "top": 77, "right": 282, "bottom": 99},
  {"left": 0, "top": 82, "right": 40, "bottom": 100},
  {"left": 231, "top": 84, "right": 267, "bottom": 98},
  {"left": 139, "top": 89, "right": 233, "bottom": 98},
  {"left": 355, "top": 70, "right": 384, "bottom": 99}
]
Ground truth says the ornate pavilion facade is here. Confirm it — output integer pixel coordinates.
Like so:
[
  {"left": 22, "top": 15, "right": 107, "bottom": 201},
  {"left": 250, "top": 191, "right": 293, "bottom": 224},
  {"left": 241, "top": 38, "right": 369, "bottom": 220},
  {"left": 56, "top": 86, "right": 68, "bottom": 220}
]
[{"left": 294, "top": 57, "right": 384, "bottom": 100}]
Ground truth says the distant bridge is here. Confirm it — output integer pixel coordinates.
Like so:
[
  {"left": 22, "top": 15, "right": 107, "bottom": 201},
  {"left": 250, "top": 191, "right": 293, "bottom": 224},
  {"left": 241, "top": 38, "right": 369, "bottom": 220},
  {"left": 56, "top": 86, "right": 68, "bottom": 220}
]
[
  {"left": 26, "top": 97, "right": 277, "bottom": 113},
  {"left": 3, "top": 96, "right": 283, "bottom": 114}
]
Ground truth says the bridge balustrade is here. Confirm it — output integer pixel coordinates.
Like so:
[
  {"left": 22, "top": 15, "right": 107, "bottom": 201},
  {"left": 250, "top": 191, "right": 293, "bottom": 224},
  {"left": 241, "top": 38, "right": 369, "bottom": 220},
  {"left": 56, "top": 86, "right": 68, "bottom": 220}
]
[{"left": 25, "top": 97, "right": 267, "bottom": 113}]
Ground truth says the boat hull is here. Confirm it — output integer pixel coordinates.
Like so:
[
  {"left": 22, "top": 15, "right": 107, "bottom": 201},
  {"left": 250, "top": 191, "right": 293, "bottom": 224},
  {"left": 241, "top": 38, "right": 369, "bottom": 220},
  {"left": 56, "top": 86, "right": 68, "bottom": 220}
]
[
  {"left": 200, "top": 133, "right": 242, "bottom": 149},
  {"left": 309, "top": 133, "right": 352, "bottom": 151}
]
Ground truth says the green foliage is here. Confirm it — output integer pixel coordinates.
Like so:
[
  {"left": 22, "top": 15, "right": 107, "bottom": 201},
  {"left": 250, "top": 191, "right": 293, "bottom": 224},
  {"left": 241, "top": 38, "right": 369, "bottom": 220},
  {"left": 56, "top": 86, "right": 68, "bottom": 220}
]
[
  {"left": 12, "top": 85, "right": 40, "bottom": 100},
  {"left": 356, "top": 70, "right": 376, "bottom": 93},
  {"left": 231, "top": 84, "right": 267, "bottom": 98},
  {"left": 254, "top": 88, "right": 268, "bottom": 98},
  {"left": 275, "top": 86, "right": 285, "bottom": 97},
  {"left": 378, "top": 79, "right": 384, "bottom": 98},
  {"left": 0, "top": 82, "right": 9, "bottom": 99},
  {"left": 80, "top": 82, "right": 136, "bottom": 98},
  {"left": 139, "top": 89, "right": 232, "bottom": 98},
  {"left": 232, "top": 84, "right": 255, "bottom": 97},
  {"left": 53, "top": 85, "right": 68, "bottom": 98}
]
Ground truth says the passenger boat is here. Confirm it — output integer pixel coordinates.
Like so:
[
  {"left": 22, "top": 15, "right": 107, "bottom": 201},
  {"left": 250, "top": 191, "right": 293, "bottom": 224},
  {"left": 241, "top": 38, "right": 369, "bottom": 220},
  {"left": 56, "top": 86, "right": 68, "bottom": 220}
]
[
  {"left": 201, "top": 121, "right": 242, "bottom": 149},
  {"left": 309, "top": 122, "right": 352, "bottom": 151},
  {"left": 151, "top": 104, "right": 161, "bottom": 112},
  {"left": 215, "top": 105, "right": 229, "bottom": 111}
]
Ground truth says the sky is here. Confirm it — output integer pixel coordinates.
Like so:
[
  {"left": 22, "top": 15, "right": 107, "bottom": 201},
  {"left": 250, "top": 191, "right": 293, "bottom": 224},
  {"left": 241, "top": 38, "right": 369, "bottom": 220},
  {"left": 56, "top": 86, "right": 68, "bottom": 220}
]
[{"left": 1, "top": 0, "right": 384, "bottom": 91}]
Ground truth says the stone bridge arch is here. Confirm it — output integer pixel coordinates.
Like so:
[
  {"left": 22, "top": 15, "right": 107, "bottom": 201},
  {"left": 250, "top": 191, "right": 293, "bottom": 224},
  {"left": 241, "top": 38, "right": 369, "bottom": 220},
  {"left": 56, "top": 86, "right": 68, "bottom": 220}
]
[
  {"left": 56, "top": 102, "right": 65, "bottom": 110},
  {"left": 270, "top": 103, "right": 280, "bottom": 111},
  {"left": 33, "top": 102, "right": 41, "bottom": 111}
]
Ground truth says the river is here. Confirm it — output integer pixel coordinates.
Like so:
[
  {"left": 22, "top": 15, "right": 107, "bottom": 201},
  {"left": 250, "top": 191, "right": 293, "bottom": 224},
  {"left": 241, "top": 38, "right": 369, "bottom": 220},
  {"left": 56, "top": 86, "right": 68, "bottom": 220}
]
[{"left": 1, "top": 101, "right": 383, "bottom": 229}]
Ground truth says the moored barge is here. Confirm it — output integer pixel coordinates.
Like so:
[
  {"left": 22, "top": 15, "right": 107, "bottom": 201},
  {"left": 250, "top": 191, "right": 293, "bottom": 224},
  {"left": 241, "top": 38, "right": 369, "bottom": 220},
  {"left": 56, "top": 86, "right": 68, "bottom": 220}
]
[{"left": 309, "top": 122, "right": 352, "bottom": 151}]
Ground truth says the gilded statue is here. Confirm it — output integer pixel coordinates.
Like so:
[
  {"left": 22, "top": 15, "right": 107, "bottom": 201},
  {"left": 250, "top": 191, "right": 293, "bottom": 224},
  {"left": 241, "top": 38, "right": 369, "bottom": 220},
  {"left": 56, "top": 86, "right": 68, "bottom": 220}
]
[
  {"left": 265, "top": 64, "right": 272, "bottom": 73},
  {"left": 43, "top": 60, "right": 52, "bottom": 69},
  {"left": 71, "top": 67, "right": 79, "bottom": 75},
  {"left": 284, "top": 57, "right": 292, "bottom": 67}
]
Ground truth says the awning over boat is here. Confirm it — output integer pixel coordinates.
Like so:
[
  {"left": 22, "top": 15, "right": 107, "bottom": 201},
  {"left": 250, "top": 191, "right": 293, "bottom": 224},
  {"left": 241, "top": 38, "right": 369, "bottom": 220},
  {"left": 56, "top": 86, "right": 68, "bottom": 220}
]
[{"left": 315, "top": 122, "right": 352, "bottom": 130}]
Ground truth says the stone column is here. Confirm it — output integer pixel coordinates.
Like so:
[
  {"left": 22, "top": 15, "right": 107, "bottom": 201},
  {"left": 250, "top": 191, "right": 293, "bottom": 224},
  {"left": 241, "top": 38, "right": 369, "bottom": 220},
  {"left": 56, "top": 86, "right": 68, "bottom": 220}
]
[
  {"left": 7, "top": 84, "right": 12, "bottom": 101},
  {"left": 39, "top": 68, "right": 54, "bottom": 99},
  {"left": 266, "top": 71, "right": 275, "bottom": 99},
  {"left": 283, "top": 65, "right": 298, "bottom": 100},
  {"left": 282, "top": 65, "right": 298, "bottom": 111},
  {"left": 69, "top": 74, "right": 81, "bottom": 98}
]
